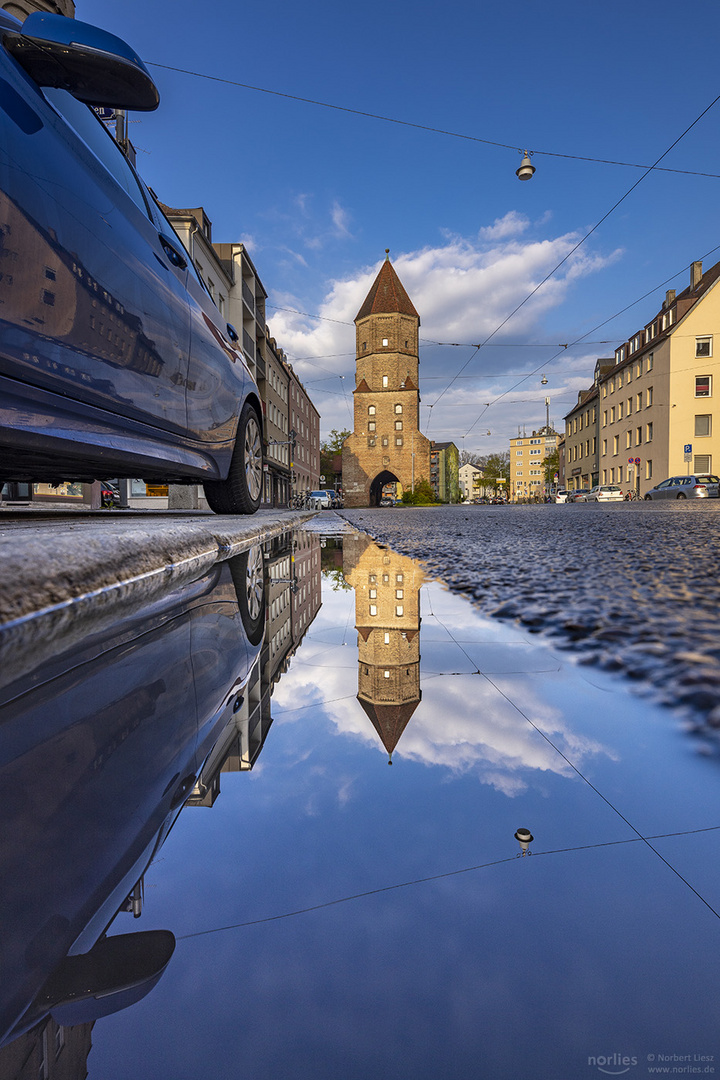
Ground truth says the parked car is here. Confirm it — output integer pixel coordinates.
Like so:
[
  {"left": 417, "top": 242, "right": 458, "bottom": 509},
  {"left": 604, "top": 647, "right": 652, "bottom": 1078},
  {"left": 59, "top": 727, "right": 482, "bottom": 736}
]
[
  {"left": 553, "top": 489, "right": 568, "bottom": 504},
  {"left": 644, "top": 475, "right": 720, "bottom": 500},
  {"left": 567, "top": 489, "right": 590, "bottom": 503},
  {"left": 308, "top": 490, "right": 333, "bottom": 509},
  {"left": 585, "top": 485, "right": 623, "bottom": 502},
  {"left": 0, "top": 11, "right": 262, "bottom": 514}
]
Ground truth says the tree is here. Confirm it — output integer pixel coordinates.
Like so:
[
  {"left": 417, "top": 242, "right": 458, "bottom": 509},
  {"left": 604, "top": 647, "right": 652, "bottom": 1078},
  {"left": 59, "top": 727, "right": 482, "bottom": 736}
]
[
  {"left": 320, "top": 428, "right": 351, "bottom": 487},
  {"left": 477, "top": 452, "right": 510, "bottom": 493},
  {"left": 459, "top": 449, "right": 484, "bottom": 468},
  {"left": 542, "top": 448, "right": 560, "bottom": 487},
  {"left": 401, "top": 478, "right": 437, "bottom": 505},
  {"left": 321, "top": 428, "right": 351, "bottom": 454}
]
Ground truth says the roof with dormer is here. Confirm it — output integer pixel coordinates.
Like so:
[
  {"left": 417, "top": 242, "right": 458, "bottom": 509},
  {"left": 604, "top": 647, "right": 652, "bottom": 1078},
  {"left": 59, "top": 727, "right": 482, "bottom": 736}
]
[{"left": 355, "top": 256, "right": 419, "bottom": 322}]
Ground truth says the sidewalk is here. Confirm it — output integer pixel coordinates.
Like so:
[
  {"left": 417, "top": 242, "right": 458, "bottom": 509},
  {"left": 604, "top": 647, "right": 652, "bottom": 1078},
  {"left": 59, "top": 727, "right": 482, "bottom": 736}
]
[{"left": 0, "top": 508, "right": 315, "bottom": 629}]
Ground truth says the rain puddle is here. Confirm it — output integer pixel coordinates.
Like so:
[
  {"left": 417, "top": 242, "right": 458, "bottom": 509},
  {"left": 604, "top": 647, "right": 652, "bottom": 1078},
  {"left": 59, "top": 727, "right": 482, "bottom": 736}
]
[{"left": 1, "top": 527, "right": 718, "bottom": 1079}]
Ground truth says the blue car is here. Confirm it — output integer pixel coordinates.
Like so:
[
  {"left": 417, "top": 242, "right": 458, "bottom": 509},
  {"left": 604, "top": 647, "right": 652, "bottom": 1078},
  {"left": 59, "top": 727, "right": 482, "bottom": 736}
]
[{"left": 0, "top": 11, "right": 262, "bottom": 513}]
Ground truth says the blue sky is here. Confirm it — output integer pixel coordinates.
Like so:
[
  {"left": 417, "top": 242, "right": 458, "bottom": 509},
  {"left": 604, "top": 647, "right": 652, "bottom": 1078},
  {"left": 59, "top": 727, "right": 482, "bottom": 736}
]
[{"left": 79, "top": 0, "right": 720, "bottom": 450}]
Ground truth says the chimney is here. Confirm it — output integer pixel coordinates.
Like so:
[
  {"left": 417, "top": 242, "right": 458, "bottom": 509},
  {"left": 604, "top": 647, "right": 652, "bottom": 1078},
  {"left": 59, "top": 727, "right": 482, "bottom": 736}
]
[
  {"left": 690, "top": 262, "right": 703, "bottom": 289},
  {"left": 664, "top": 289, "right": 676, "bottom": 309}
]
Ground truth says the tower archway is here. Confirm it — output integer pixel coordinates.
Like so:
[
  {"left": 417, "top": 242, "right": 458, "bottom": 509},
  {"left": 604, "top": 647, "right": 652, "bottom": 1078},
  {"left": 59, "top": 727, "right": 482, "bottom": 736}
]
[{"left": 369, "top": 470, "right": 400, "bottom": 506}]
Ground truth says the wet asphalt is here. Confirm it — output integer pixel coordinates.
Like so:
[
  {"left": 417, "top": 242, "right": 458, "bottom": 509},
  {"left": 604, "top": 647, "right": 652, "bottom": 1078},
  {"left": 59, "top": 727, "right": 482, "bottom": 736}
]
[{"left": 340, "top": 501, "right": 720, "bottom": 728}]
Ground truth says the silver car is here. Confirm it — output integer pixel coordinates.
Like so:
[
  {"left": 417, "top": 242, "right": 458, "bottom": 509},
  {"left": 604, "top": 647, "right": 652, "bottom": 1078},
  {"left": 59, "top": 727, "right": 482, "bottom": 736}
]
[
  {"left": 644, "top": 475, "right": 720, "bottom": 500},
  {"left": 586, "top": 485, "right": 623, "bottom": 502},
  {"left": 308, "top": 490, "right": 333, "bottom": 509}
]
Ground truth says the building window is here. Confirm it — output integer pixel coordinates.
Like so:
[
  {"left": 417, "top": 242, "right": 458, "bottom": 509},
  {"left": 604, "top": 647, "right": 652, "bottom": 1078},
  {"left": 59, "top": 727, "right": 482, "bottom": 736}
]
[
  {"left": 610, "top": 407, "right": 616, "bottom": 423},
  {"left": 695, "top": 414, "right": 712, "bottom": 437},
  {"left": 368, "top": 421, "right": 376, "bottom": 432},
  {"left": 627, "top": 397, "right": 633, "bottom": 415},
  {"left": 618, "top": 465, "right": 623, "bottom": 483},
  {"left": 384, "top": 632, "right": 390, "bottom": 644},
  {"left": 369, "top": 588, "right": 377, "bottom": 599},
  {"left": 602, "top": 411, "right": 607, "bottom": 427},
  {"left": 368, "top": 437, "right": 376, "bottom": 447},
  {"left": 646, "top": 386, "right": 653, "bottom": 406},
  {"left": 696, "top": 336, "right": 713, "bottom": 358},
  {"left": 646, "top": 460, "right": 652, "bottom": 479},
  {"left": 382, "top": 436, "right": 389, "bottom": 447},
  {"left": 636, "top": 392, "right": 642, "bottom": 412},
  {"left": 602, "top": 439, "right": 607, "bottom": 456},
  {"left": 646, "top": 422, "right": 653, "bottom": 441},
  {"left": 368, "top": 405, "right": 376, "bottom": 415},
  {"left": 396, "top": 605, "right": 404, "bottom": 616},
  {"left": 384, "top": 670, "right": 390, "bottom": 679},
  {"left": 696, "top": 375, "right": 712, "bottom": 397},
  {"left": 618, "top": 402, "right": 624, "bottom": 420},
  {"left": 636, "top": 426, "right": 642, "bottom": 445},
  {"left": 395, "top": 436, "right": 403, "bottom": 446},
  {"left": 613, "top": 435, "right": 619, "bottom": 455},
  {"left": 695, "top": 454, "right": 712, "bottom": 472},
  {"left": 382, "top": 338, "right": 389, "bottom": 347},
  {"left": 625, "top": 431, "right": 632, "bottom": 449},
  {"left": 369, "top": 604, "right": 377, "bottom": 616},
  {"left": 382, "top": 376, "right": 388, "bottom": 387},
  {"left": 395, "top": 420, "right": 403, "bottom": 430},
  {"left": 395, "top": 589, "right": 404, "bottom": 599},
  {"left": 395, "top": 404, "right": 403, "bottom": 414},
  {"left": 647, "top": 353, "right": 654, "bottom": 372}
]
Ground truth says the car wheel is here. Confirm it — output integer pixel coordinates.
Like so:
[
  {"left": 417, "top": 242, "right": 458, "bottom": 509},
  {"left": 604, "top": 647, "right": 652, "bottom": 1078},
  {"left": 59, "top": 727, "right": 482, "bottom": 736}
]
[
  {"left": 644, "top": 494, "right": 652, "bottom": 500},
  {"left": 676, "top": 492, "right": 687, "bottom": 500},
  {"left": 229, "top": 544, "right": 265, "bottom": 645},
  {"left": 204, "top": 402, "right": 262, "bottom": 515}
]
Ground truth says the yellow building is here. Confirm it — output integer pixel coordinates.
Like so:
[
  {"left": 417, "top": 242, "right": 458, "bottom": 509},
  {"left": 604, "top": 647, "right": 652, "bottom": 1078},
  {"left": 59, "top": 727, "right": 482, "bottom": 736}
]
[
  {"left": 510, "top": 428, "right": 560, "bottom": 501},
  {"left": 599, "top": 260, "right": 720, "bottom": 494}
]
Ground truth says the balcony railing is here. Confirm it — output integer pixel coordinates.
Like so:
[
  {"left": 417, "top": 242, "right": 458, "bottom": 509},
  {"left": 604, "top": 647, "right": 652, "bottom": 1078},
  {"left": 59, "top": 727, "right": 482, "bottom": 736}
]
[{"left": 242, "top": 279, "right": 255, "bottom": 314}]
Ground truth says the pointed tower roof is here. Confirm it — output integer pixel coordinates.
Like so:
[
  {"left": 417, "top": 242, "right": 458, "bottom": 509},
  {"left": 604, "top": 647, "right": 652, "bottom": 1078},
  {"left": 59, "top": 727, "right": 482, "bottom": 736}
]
[
  {"left": 357, "top": 699, "right": 420, "bottom": 755},
  {"left": 355, "top": 252, "right": 419, "bottom": 322}
]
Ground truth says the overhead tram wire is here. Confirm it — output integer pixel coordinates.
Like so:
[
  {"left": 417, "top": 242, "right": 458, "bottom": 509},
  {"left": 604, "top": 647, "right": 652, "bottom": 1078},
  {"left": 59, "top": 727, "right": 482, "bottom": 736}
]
[
  {"left": 145, "top": 61, "right": 720, "bottom": 180},
  {"left": 429, "top": 86, "right": 720, "bottom": 432},
  {"left": 462, "top": 239, "right": 720, "bottom": 436}
]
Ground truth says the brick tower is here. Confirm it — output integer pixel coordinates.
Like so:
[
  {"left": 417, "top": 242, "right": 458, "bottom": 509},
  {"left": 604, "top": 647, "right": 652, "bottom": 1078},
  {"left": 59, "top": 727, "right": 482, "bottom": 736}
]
[{"left": 342, "top": 253, "right": 430, "bottom": 507}]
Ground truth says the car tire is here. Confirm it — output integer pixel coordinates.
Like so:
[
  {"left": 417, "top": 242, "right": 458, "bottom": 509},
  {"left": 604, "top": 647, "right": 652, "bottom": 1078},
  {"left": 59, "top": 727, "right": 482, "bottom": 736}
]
[
  {"left": 204, "top": 403, "right": 262, "bottom": 515},
  {"left": 644, "top": 494, "right": 652, "bottom": 500},
  {"left": 229, "top": 544, "right": 265, "bottom": 646},
  {"left": 676, "top": 492, "right": 686, "bottom": 500}
]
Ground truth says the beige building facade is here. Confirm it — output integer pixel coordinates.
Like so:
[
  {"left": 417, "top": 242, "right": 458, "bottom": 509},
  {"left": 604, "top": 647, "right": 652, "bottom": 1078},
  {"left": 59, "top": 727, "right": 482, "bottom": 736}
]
[
  {"left": 509, "top": 429, "right": 560, "bottom": 501},
  {"left": 563, "top": 362, "right": 611, "bottom": 493},
  {"left": 598, "top": 260, "right": 720, "bottom": 495}
]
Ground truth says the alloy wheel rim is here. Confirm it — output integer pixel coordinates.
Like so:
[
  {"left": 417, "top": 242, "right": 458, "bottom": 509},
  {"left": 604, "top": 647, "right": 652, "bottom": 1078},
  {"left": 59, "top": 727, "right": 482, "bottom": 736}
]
[
  {"left": 245, "top": 544, "right": 264, "bottom": 620},
  {"left": 244, "top": 415, "right": 262, "bottom": 500}
]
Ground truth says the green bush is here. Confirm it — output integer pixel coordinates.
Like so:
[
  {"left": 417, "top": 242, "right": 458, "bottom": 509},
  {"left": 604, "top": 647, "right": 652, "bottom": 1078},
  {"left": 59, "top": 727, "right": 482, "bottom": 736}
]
[{"left": 401, "top": 479, "right": 437, "bottom": 505}]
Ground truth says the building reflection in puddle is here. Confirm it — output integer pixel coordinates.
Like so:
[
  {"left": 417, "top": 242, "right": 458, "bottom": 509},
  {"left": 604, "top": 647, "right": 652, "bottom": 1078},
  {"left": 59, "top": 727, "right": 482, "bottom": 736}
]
[
  {"left": 342, "top": 534, "right": 424, "bottom": 764},
  {"left": 0, "top": 532, "right": 322, "bottom": 1070},
  {"left": 0, "top": 524, "right": 613, "bottom": 1075}
]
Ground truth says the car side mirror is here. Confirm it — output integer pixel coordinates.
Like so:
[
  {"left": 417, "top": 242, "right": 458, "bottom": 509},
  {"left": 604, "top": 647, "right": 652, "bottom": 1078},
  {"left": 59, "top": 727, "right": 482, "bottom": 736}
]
[{"left": 3, "top": 13, "right": 160, "bottom": 111}]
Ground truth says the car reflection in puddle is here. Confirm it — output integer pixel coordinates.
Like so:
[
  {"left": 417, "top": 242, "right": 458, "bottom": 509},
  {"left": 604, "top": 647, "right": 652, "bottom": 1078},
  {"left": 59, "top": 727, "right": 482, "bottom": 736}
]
[{"left": 2, "top": 528, "right": 720, "bottom": 1078}]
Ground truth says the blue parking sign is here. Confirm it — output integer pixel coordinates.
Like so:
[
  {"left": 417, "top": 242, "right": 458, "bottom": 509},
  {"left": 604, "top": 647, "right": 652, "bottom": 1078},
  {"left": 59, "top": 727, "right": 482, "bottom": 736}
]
[{"left": 684, "top": 444, "right": 692, "bottom": 454}]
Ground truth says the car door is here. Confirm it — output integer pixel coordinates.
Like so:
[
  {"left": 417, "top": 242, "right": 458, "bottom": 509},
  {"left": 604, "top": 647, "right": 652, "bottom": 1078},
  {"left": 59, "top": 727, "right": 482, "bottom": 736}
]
[{"left": 0, "top": 64, "right": 191, "bottom": 434}]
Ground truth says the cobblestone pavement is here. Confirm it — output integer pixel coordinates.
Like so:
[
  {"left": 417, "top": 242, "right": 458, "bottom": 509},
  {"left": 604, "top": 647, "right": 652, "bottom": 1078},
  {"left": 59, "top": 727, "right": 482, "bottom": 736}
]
[{"left": 340, "top": 502, "right": 720, "bottom": 729}]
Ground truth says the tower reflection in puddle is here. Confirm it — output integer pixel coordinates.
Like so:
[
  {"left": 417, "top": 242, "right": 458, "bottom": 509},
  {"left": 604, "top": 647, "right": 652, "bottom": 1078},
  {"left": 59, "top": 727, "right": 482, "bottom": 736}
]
[{"left": 343, "top": 534, "right": 425, "bottom": 763}]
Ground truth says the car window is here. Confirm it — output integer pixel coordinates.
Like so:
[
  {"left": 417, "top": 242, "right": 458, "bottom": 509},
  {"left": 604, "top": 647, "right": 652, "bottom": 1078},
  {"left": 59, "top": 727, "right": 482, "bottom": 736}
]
[
  {"left": 41, "top": 89, "right": 151, "bottom": 217},
  {"left": 696, "top": 475, "right": 718, "bottom": 484}
]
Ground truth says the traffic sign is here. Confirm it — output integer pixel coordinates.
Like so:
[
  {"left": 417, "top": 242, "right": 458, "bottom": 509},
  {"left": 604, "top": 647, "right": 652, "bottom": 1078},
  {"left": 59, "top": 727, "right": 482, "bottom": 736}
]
[
  {"left": 634, "top": 458, "right": 641, "bottom": 465},
  {"left": 628, "top": 457, "right": 634, "bottom": 464},
  {"left": 684, "top": 444, "right": 692, "bottom": 454}
]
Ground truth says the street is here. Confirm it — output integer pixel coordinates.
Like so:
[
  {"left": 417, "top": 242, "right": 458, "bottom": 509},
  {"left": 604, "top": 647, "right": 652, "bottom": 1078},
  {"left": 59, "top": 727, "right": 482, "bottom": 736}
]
[{"left": 341, "top": 501, "right": 720, "bottom": 725}]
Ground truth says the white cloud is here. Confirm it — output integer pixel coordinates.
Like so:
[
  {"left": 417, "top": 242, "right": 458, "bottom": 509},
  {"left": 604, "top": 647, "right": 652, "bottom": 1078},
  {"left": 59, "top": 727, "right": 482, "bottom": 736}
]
[
  {"left": 265, "top": 230, "right": 622, "bottom": 446},
  {"left": 478, "top": 211, "right": 530, "bottom": 241}
]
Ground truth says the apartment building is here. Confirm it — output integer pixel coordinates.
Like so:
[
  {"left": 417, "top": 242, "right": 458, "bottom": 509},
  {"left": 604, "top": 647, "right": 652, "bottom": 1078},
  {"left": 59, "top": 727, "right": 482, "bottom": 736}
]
[
  {"left": 287, "top": 361, "right": 320, "bottom": 498},
  {"left": 459, "top": 462, "right": 484, "bottom": 502},
  {"left": 510, "top": 428, "right": 560, "bottom": 500},
  {"left": 598, "top": 260, "right": 720, "bottom": 495},
  {"left": 563, "top": 362, "right": 612, "bottom": 493}
]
